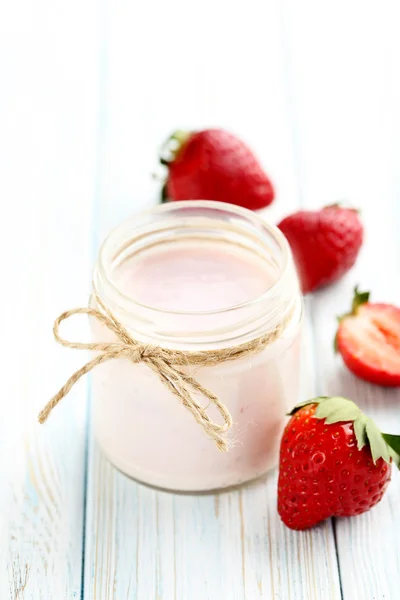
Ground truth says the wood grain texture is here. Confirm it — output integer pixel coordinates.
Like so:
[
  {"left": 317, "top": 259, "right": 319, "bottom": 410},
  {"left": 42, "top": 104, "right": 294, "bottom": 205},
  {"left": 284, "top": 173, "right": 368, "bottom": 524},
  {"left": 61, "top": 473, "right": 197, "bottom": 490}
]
[
  {"left": 85, "top": 446, "right": 341, "bottom": 599},
  {"left": 84, "top": 0, "right": 342, "bottom": 597},
  {"left": 0, "top": 1, "right": 97, "bottom": 596},
  {"left": 2, "top": 0, "right": 400, "bottom": 598},
  {"left": 282, "top": 2, "right": 400, "bottom": 598},
  {"left": 84, "top": 314, "right": 341, "bottom": 600}
]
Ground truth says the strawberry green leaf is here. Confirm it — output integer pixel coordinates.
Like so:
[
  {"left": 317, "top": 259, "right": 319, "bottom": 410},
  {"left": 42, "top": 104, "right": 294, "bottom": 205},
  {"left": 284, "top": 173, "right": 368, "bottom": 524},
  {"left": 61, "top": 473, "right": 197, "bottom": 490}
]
[
  {"left": 333, "top": 331, "right": 339, "bottom": 353},
  {"left": 159, "top": 129, "right": 191, "bottom": 165},
  {"left": 289, "top": 396, "right": 400, "bottom": 468},
  {"left": 287, "top": 397, "right": 327, "bottom": 416},
  {"left": 382, "top": 433, "right": 400, "bottom": 468},
  {"left": 161, "top": 182, "right": 169, "bottom": 203},
  {"left": 365, "top": 418, "right": 392, "bottom": 464},
  {"left": 382, "top": 433, "right": 400, "bottom": 455},
  {"left": 354, "top": 416, "right": 368, "bottom": 451},
  {"left": 315, "top": 396, "right": 362, "bottom": 424},
  {"left": 388, "top": 447, "right": 400, "bottom": 469}
]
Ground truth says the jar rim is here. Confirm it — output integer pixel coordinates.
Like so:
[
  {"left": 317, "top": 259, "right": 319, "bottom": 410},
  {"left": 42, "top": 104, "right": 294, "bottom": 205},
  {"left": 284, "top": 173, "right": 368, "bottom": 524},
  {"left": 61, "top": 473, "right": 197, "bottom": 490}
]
[{"left": 96, "top": 200, "right": 291, "bottom": 317}]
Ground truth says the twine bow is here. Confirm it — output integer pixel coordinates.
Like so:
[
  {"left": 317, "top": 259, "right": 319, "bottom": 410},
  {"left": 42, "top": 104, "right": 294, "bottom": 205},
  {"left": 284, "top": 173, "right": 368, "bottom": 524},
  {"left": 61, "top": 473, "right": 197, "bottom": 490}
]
[{"left": 39, "top": 292, "right": 293, "bottom": 452}]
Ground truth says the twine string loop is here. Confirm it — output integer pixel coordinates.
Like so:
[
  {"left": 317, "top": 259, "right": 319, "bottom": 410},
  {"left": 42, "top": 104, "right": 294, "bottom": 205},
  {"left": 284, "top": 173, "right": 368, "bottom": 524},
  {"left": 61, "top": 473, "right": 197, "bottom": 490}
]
[{"left": 39, "top": 292, "right": 294, "bottom": 452}]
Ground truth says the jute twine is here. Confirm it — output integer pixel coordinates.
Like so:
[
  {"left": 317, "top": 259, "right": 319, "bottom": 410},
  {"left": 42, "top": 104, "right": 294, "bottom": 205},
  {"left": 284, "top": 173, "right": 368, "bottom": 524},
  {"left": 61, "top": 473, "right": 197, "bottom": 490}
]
[{"left": 38, "top": 290, "right": 294, "bottom": 452}]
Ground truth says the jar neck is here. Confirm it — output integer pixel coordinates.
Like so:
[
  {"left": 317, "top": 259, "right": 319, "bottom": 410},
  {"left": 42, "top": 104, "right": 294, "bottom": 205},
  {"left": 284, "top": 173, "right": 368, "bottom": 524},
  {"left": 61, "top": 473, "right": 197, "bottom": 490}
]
[{"left": 93, "top": 201, "right": 301, "bottom": 350}]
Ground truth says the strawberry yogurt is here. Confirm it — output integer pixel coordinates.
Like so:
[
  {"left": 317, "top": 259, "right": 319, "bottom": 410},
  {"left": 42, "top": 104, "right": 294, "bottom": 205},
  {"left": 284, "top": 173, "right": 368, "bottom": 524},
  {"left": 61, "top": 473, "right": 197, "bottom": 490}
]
[{"left": 91, "top": 201, "right": 303, "bottom": 491}]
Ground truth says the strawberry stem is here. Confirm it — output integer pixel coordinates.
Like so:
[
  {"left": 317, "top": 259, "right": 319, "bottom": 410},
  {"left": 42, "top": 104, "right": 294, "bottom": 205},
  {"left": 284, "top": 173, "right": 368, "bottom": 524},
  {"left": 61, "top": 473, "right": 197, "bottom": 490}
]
[
  {"left": 351, "top": 285, "right": 370, "bottom": 313},
  {"left": 324, "top": 200, "right": 360, "bottom": 213},
  {"left": 334, "top": 286, "right": 370, "bottom": 351}
]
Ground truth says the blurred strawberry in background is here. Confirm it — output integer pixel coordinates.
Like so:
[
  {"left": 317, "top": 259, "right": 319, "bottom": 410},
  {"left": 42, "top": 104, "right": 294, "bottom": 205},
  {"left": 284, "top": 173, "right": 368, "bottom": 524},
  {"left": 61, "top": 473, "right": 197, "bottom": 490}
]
[
  {"left": 157, "top": 132, "right": 364, "bottom": 297},
  {"left": 278, "top": 204, "right": 364, "bottom": 293},
  {"left": 159, "top": 129, "right": 275, "bottom": 210}
]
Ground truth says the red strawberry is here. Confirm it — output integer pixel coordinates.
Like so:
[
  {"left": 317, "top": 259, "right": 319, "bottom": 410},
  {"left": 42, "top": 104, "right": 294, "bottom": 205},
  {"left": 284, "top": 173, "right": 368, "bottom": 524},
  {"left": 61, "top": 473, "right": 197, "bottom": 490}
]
[
  {"left": 159, "top": 129, "right": 274, "bottom": 210},
  {"left": 278, "top": 396, "right": 400, "bottom": 530},
  {"left": 278, "top": 205, "right": 363, "bottom": 293},
  {"left": 336, "top": 287, "right": 400, "bottom": 386}
]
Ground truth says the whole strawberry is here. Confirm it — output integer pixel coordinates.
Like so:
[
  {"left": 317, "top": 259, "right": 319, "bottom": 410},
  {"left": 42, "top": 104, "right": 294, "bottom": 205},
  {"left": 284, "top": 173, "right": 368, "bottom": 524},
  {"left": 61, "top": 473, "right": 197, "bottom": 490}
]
[
  {"left": 278, "top": 205, "right": 363, "bottom": 293},
  {"left": 278, "top": 396, "right": 400, "bottom": 530},
  {"left": 336, "top": 287, "right": 400, "bottom": 386},
  {"left": 159, "top": 129, "right": 275, "bottom": 210}
]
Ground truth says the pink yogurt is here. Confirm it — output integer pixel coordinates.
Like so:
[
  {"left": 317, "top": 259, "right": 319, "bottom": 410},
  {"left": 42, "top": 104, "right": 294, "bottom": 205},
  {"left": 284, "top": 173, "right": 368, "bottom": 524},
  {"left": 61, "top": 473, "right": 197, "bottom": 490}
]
[{"left": 91, "top": 205, "right": 302, "bottom": 491}]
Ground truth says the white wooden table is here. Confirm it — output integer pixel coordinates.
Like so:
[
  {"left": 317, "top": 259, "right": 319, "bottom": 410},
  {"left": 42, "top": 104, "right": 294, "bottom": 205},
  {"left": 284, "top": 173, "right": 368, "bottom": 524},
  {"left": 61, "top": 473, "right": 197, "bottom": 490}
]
[{"left": 1, "top": 1, "right": 399, "bottom": 598}]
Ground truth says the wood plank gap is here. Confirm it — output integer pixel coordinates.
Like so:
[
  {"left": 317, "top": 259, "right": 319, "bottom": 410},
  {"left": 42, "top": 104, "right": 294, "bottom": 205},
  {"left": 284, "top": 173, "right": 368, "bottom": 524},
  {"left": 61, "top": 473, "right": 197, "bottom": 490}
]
[
  {"left": 80, "top": 394, "right": 91, "bottom": 600},
  {"left": 332, "top": 520, "right": 345, "bottom": 600},
  {"left": 307, "top": 292, "right": 344, "bottom": 596},
  {"left": 80, "top": 0, "right": 110, "bottom": 595}
]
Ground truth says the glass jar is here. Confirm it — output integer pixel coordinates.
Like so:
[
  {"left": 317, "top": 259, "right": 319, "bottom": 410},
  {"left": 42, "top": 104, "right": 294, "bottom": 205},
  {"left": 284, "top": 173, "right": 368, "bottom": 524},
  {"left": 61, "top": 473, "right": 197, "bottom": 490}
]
[{"left": 91, "top": 200, "right": 303, "bottom": 492}]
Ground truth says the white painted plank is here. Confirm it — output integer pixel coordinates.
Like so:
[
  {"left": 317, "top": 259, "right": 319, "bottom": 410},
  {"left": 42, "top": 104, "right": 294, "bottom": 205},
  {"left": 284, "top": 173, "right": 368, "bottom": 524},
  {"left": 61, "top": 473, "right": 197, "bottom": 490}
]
[
  {"left": 84, "top": 0, "right": 341, "bottom": 597},
  {"left": 282, "top": 2, "right": 400, "bottom": 597},
  {"left": 0, "top": 1, "right": 97, "bottom": 596}
]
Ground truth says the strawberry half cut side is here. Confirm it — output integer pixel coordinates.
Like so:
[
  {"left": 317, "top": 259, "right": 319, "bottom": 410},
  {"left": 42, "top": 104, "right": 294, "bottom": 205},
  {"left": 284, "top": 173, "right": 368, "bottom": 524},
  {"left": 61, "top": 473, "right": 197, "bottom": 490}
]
[{"left": 336, "top": 286, "right": 400, "bottom": 386}]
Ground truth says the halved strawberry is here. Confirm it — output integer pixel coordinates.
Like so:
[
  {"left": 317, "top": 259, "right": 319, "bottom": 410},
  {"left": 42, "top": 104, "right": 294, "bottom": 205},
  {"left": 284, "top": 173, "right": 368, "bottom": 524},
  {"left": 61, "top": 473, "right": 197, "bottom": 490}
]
[{"left": 336, "top": 287, "right": 400, "bottom": 386}]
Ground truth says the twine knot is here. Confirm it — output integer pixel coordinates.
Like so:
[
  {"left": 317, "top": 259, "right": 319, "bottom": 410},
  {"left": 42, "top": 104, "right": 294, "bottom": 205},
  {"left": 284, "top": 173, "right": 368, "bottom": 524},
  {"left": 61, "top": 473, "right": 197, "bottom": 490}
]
[{"left": 39, "top": 291, "right": 294, "bottom": 452}]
